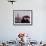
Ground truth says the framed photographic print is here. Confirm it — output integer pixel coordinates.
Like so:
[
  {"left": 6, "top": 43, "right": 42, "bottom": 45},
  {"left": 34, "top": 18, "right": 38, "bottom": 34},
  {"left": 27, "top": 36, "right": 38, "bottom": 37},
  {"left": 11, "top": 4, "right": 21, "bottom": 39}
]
[{"left": 13, "top": 10, "right": 32, "bottom": 25}]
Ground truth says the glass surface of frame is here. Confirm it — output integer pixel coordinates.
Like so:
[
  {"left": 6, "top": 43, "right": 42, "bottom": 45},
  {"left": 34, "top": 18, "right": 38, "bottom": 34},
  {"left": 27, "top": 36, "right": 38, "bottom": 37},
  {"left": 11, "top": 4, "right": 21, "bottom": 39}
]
[{"left": 13, "top": 10, "right": 32, "bottom": 25}]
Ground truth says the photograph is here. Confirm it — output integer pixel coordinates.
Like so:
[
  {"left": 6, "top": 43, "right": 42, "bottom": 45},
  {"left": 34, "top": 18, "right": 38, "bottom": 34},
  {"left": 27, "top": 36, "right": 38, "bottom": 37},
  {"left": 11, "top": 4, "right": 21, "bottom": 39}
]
[{"left": 13, "top": 10, "right": 32, "bottom": 25}]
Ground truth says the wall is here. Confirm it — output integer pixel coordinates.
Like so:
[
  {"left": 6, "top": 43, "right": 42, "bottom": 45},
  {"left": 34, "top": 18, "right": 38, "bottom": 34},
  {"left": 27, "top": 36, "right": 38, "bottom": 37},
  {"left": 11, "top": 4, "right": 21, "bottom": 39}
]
[{"left": 0, "top": 0, "right": 46, "bottom": 42}]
